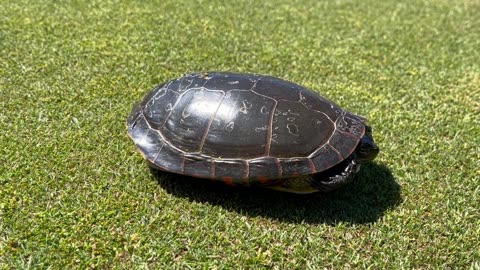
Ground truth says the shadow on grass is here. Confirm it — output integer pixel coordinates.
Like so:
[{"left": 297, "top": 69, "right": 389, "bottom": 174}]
[{"left": 151, "top": 163, "right": 402, "bottom": 225}]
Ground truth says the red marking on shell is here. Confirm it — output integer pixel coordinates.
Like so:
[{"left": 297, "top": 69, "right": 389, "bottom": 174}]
[
  {"left": 308, "top": 159, "right": 316, "bottom": 173},
  {"left": 223, "top": 177, "right": 234, "bottom": 186},
  {"left": 275, "top": 158, "right": 282, "bottom": 177},
  {"left": 329, "top": 144, "right": 344, "bottom": 159},
  {"left": 258, "top": 176, "right": 269, "bottom": 183},
  {"left": 243, "top": 161, "right": 250, "bottom": 185},
  {"left": 180, "top": 155, "right": 185, "bottom": 174}
]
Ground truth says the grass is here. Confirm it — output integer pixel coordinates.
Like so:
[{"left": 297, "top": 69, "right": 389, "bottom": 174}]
[{"left": 1, "top": 0, "right": 479, "bottom": 268}]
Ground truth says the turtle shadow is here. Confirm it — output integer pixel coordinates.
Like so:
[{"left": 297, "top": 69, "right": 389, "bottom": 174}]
[{"left": 151, "top": 163, "right": 402, "bottom": 225}]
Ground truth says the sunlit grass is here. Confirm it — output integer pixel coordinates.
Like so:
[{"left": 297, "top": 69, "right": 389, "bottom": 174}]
[{"left": 1, "top": 0, "right": 479, "bottom": 268}]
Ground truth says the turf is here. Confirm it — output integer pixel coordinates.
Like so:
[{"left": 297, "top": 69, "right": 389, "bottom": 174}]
[{"left": 1, "top": 0, "right": 479, "bottom": 268}]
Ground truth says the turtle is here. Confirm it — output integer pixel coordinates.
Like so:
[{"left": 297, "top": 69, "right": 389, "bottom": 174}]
[{"left": 127, "top": 72, "right": 379, "bottom": 194}]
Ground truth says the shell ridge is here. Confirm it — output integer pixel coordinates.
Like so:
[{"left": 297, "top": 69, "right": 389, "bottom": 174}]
[
  {"left": 250, "top": 90, "right": 277, "bottom": 101},
  {"left": 198, "top": 92, "right": 227, "bottom": 152},
  {"left": 152, "top": 141, "right": 166, "bottom": 164},
  {"left": 298, "top": 99, "right": 335, "bottom": 124},
  {"left": 250, "top": 76, "right": 264, "bottom": 91},
  {"left": 326, "top": 142, "right": 343, "bottom": 159},
  {"left": 265, "top": 100, "right": 278, "bottom": 156}
]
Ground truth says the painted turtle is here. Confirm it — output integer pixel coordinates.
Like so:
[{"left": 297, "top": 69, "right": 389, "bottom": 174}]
[{"left": 127, "top": 72, "right": 379, "bottom": 193}]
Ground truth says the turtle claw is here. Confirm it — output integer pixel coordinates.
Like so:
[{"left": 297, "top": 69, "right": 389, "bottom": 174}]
[{"left": 312, "top": 158, "right": 360, "bottom": 192}]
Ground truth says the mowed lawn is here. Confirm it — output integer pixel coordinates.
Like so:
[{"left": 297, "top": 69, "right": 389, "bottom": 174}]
[{"left": 1, "top": 0, "right": 479, "bottom": 268}]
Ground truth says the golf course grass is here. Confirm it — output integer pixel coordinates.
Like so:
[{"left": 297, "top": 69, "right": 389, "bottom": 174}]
[{"left": 1, "top": 0, "right": 479, "bottom": 268}]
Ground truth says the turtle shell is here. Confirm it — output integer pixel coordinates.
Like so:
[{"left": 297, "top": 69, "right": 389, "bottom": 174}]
[{"left": 127, "top": 72, "right": 366, "bottom": 186}]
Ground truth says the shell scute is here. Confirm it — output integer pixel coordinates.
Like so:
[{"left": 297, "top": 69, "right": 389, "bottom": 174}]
[
  {"left": 279, "top": 158, "right": 314, "bottom": 177},
  {"left": 248, "top": 157, "right": 281, "bottom": 180},
  {"left": 310, "top": 145, "right": 344, "bottom": 172},
  {"left": 213, "top": 159, "right": 248, "bottom": 184},
  {"left": 183, "top": 154, "right": 213, "bottom": 178},
  {"left": 127, "top": 112, "right": 165, "bottom": 162},
  {"left": 201, "top": 90, "right": 274, "bottom": 159},
  {"left": 161, "top": 89, "right": 224, "bottom": 152},
  {"left": 150, "top": 143, "right": 184, "bottom": 174},
  {"left": 142, "top": 89, "right": 180, "bottom": 130},
  {"left": 328, "top": 129, "right": 362, "bottom": 159},
  {"left": 270, "top": 101, "right": 334, "bottom": 158}
]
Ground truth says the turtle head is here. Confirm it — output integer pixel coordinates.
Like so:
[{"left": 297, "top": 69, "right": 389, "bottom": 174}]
[{"left": 355, "top": 126, "right": 379, "bottom": 163}]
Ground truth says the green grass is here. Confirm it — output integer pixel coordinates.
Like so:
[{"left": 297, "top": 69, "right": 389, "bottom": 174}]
[{"left": 1, "top": 0, "right": 479, "bottom": 268}]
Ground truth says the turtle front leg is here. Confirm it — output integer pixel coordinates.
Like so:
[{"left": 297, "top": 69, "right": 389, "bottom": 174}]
[
  {"left": 312, "top": 158, "right": 361, "bottom": 192},
  {"left": 266, "top": 175, "right": 320, "bottom": 194},
  {"left": 266, "top": 158, "right": 361, "bottom": 194}
]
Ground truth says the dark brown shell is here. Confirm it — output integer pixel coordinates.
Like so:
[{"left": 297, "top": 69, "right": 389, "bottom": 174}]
[{"left": 127, "top": 72, "right": 366, "bottom": 185}]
